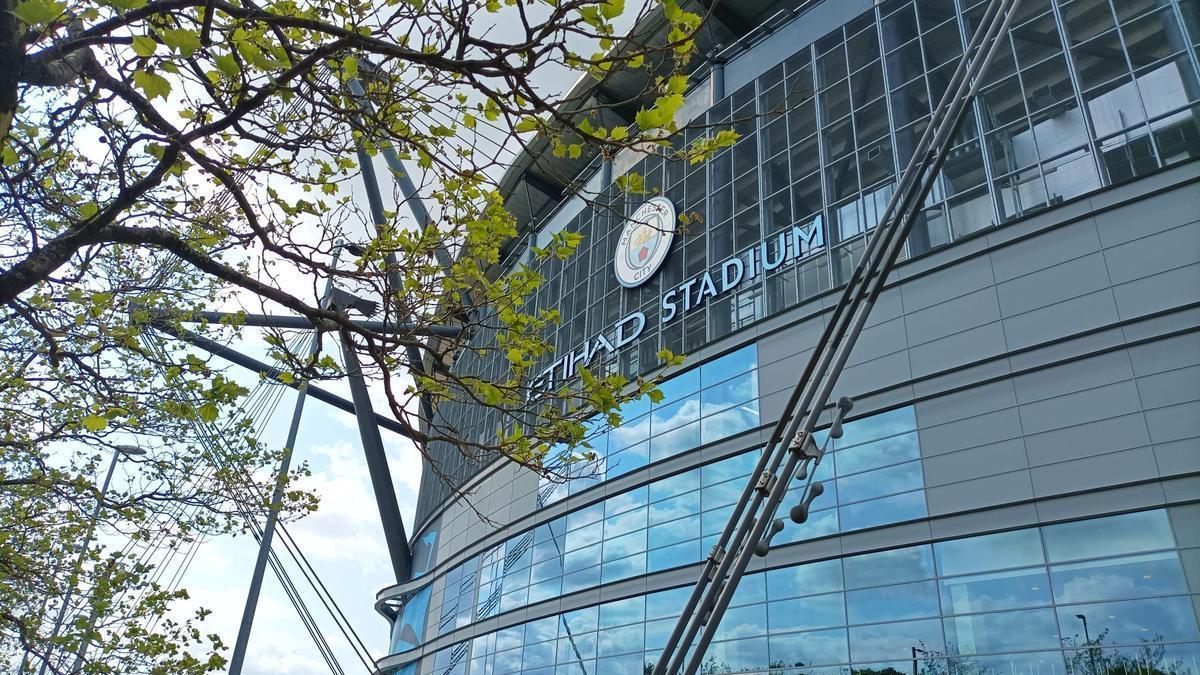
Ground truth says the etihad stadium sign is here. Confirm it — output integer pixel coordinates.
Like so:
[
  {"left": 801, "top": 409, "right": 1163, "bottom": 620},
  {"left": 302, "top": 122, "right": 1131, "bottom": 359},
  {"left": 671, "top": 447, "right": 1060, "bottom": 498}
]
[{"left": 529, "top": 202, "right": 825, "bottom": 393}]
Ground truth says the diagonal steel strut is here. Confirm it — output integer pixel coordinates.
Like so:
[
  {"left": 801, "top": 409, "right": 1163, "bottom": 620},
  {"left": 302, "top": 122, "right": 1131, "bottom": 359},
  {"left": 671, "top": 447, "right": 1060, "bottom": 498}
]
[{"left": 651, "top": 1, "right": 1024, "bottom": 673}]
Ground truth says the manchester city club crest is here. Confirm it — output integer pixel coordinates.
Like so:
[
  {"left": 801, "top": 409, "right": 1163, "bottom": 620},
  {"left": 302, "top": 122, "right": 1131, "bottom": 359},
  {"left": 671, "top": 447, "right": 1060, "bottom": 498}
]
[{"left": 614, "top": 197, "right": 675, "bottom": 288}]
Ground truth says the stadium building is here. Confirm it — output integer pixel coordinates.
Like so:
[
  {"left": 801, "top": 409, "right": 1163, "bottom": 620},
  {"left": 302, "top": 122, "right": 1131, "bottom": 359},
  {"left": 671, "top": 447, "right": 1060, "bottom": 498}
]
[{"left": 376, "top": 0, "right": 1200, "bottom": 673}]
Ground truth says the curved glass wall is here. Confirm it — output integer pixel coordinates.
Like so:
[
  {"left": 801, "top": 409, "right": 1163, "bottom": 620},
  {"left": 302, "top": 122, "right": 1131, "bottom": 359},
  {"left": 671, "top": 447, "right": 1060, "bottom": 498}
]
[
  {"left": 405, "top": 402, "right": 930, "bottom": 652},
  {"left": 424, "top": 509, "right": 1197, "bottom": 675}
]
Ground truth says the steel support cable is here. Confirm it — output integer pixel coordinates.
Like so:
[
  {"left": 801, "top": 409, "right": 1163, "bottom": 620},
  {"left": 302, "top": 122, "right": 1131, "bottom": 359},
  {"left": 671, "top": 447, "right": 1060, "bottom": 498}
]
[
  {"left": 651, "top": 1, "right": 1023, "bottom": 673},
  {"left": 133, "top": 334, "right": 357, "bottom": 674}
]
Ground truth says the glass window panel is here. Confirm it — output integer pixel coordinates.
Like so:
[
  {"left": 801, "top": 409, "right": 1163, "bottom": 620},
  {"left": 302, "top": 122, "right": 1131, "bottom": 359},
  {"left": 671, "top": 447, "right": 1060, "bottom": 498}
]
[
  {"left": 1060, "top": 596, "right": 1200, "bottom": 646},
  {"left": 768, "top": 628, "right": 849, "bottom": 668},
  {"left": 700, "top": 402, "right": 760, "bottom": 445},
  {"left": 1051, "top": 551, "right": 1188, "bottom": 603},
  {"left": 851, "top": 62, "right": 885, "bottom": 109},
  {"left": 838, "top": 461, "right": 924, "bottom": 503},
  {"left": 1072, "top": 29, "right": 1129, "bottom": 91},
  {"left": 935, "top": 528, "right": 1045, "bottom": 577},
  {"left": 908, "top": 204, "right": 951, "bottom": 255},
  {"left": 793, "top": 170, "right": 823, "bottom": 220},
  {"left": 598, "top": 596, "right": 644, "bottom": 629},
  {"left": 786, "top": 55, "right": 816, "bottom": 102},
  {"left": 818, "top": 42, "right": 849, "bottom": 88},
  {"left": 917, "top": 0, "right": 957, "bottom": 29},
  {"left": 701, "top": 478, "right": 745, "bottom": 511},
  {"left": 602, "top": 529, "right": 646, "bottom": 562},
  {"left": 826, "top": 155, "right": 860, "bottom": 202},
  {"left": 820, "top": 79, "right": 852, "bottom": 124},
  {"left": 650, "top": 394, "right": 700, "bottom": 435},
  {"left": 845, "top": 545, "right": 934, "bottom": 589},
  {"left": 607, "top": 443, "right": 648, "bottom": 479},
  {"left": 849, "top": 618, "right": 945, "bottom": 662},
  {"left": 766, "top": 559, "right": 844, "bottom": 600},
  {"left": 609, "top": 414, "right": 650, "bottom": 452},
  {"left": 942, "top": 140, "right": 988, "bottom": 195},
  {"left": 855, "top": 98, "right": 890, "bottom": 146},
  {"left": 1044, "top": 509, "right": 1175, "bottom": 562},
  {"left": 763, "top": 152, "right": 790, "bottom": 197},
  {"left": 788, "top": 98, "right": 818, "bottom": 141},
  {"left": 705, "top": 636, "right": 769, "bottom": 673},
  {"left": 883, "top": 5, "right": 921, "bottom": 52},
  {"left": 702, "top": 504, "right": 735, "bottom": 538},
  {"left": 701, "top": 371, "right": 757, "bottom": 415},
  {"left": 563, "top": 543, "right": 601, "bottom": 574},
  {"left": 1124, "top": 8, "right": 1186, "bottom": 69},
  {"left": 1013, "top": 12, "right": 1063, "bottom": 68},
  {"left": 979, "top": 75, "right": 1028, "bottom": 130},
  {"left": 714, "top": 603, "right": 767, "bottom": 641},
  {"left": 887, "top": 38, "right": 927, "bottom": 89},
  {"left": 558, "top": 634, "right": 596, "bottom": 662},
  {"left": 942, "top": 566, "right": 1054, "bottom": 615},
  {"left": 1153, "top": 103, "right": 1200, "bottom": 165},
  {"left": 836, "top": 431, "right": 920, "bottom": 476},
  {"left": 1138, "top": 54, "right": 1200, "bottom": 119},
  {"left": 848, "top": 29, "right": 881, "bottom": 73},
  {"left": 1086, "top": 74, "right": 1148, "bottom": 137},
  {"left": 924, "top": 19, "right": 963, "bottom": 69},
  {"left": 647, "top": 539, "right": 702, "bottom": 572},
  {"left": 836, "top": 407, "right": 918, "bottom": 450},
  {"left": 945, "top": 608, "right": 1060, "bottom": 655},
  {"left": 647, "top": 586, "right": 691, "bottom": 621},
  {"left": 1023, "top": 54, "right": 1076, "bottom": 112},
  {"left": 948, "top": 186, "right": 997, "bottom": 238},
  {"left": 1061, "top": 0, "right": 1116, "bottom": 45},
  {"left": 764, "top": 592, "right": 844, "bottom": 638},
  {"left": 824, "top": 116, "right": 855, "bottom": 160},
  {"left": 702, "top": 451, "right": 759, "bottom": 485},
  {"left": 597, "top": 623, "right": 643, "bottom": 657},
  {"left": 988, "top": 119, "right": 1040, "bottom": 174},
  {"left": 840, "top": 490, "right": 927, "bottom": 531},
  {"left": 601, "top": 553, "right": 645, "bottom": 584},
  {"left": 891, "top": 76, "right": 932, "bottom": 127},
  {"left": 847, "top": 580, "right": 940, "bottom": 623},
  {"left": 1043, "top": 146, "right": 1101, "bottom": 200},
  {"left": 644, "top": 617, "right": 674, "bottom": 651},
  {"left": 649, "top": 468, "right": 698, "bottom": 503},
  {"left": 648, "top": 514, "right": 699, "bottom": 547},
  {"left": 524, "top": 641, "right": 557, "bottom": 669},
  {"left": 649, "top": 421, "right": 700, "bottom": 464},
  {"left": 732, "top": 572, "right": 767, "bottom": 607},
  {"left": 701, "top": 345, "right": 757, "bottom": 386},
  {"left": 859, "top": 138, "right": 895, "bottom": 188},
  {"left": 605, "top": 488, "right": 647, "bottom": 519},
  {"left": 596, "top": 654, "right": 641, "bottom": 675}
]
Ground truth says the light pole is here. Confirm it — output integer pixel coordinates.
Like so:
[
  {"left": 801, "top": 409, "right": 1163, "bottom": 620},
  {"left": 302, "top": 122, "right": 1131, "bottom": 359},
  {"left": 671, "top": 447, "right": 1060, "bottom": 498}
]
[
  {"left": 1076, "top": 613, "right": 1099, "bottom": 675},
  {"left": 33, "top": 444, "right": 145, "bottom": 675}
]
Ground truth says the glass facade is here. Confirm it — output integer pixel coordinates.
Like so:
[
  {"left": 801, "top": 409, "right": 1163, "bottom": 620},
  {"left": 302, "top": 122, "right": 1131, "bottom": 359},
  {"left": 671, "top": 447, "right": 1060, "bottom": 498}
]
[
  {"left": 406, "top": 401, "right": 930, "bottom": 651},
  {"left": 424, "top": 0, "right": 1200, "bottom": 502},
  {"left": 422, "top": 509, "right": 1197, "bottom": 675}
]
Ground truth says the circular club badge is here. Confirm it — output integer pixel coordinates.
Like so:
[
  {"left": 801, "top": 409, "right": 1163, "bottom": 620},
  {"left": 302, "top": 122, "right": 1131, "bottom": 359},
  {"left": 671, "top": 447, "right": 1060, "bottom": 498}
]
[{"left": 614, "top": 196, "right": 676, "bottom": 288}]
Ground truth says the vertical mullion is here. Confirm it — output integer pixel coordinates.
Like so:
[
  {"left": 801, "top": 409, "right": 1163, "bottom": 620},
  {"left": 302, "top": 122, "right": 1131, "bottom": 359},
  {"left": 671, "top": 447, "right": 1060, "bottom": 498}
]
[{"left": 1047, "top": 0, "right": 1107, "bottom": 182}]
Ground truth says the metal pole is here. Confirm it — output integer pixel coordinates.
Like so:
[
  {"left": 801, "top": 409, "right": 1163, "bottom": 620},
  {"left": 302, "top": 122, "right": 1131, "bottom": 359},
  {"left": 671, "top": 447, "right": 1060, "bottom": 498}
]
[
  {"left": 340, "top": 338, "right": 412, "bottom": 583},
  {"left": 36, "top": 445, "right": 141, "bottom": 675},
  {"left": 226, "top": 326, "right": 325, "bottom": 675},
  {"left": 146, "top": 321, "right": 419, "bottom": 440},
  {"left": 140, "top": 309, "right": 461, "bottom": 337}
]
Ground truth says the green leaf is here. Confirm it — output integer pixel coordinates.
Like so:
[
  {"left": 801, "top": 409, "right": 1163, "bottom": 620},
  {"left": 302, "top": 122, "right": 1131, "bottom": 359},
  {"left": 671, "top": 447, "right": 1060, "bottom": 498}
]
[
  {"left": 13, "top": 0, "right": 65, "bottom": 26},
  {"left": 159, "top": 28, "right": 201, "bottom": 56},
  {"left": 133, "top": 70, "right": 171, "bottom": 101},
  {"left": 197, "top": 402, "right": 219, "bottom": 422},
  {"left": 342, "top": 55, "right": 359, "bottom": 78},
  {"left": 79, "top": 203, "right": 99, "bottom": 219},
  {"left": 132, "top": 35, "right": 157, "bottom": 57},
  {"left": 277, "top": 372, "right": 295, "bottom": 385},
  {"left": 215, "top": 52, "right": 240, "bottom": 78},
  {"left": 81, "top": 415, "right": 108, "bottom": 432}
]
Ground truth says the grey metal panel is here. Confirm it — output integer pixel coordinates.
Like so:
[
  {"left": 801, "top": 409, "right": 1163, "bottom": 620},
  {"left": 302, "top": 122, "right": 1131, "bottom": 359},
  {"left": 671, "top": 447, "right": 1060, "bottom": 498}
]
[
  {"left": 1092, "top": 181, "right": 1200, "bottom": 247},
  {"left": 984, "top": 199, "right": 1097, "bottom": 253},
  {"left": 900, "top": 257, "right": 996, "bottom": 313},
  {"left": 918, "top": 408, "right": 1024, "bottom": 457},
  {"left": 845, "top": 316, "right": 909, "bottom": 366},
  {"left": 757, "top": 315, "right": 824, "bottom": 368},
  {"left": 1006, "top": 326, "right": 1126, "bottom": 377},
  {"left": 1162, "top": 475, "right": 1200, "bottom": 503},
  {"left": 864, "top": 287, "right": 905, "bottom": 329},
  {"left": 1102, "top": 221, "right": 1200, "bottom": 285},
  {"left": 908, "top": 322, "right": 1008, "bottom": 378},
  {"left": 1136, "top": 365, "right": 1200, "bottom": 409},
  {"left": 1011, "top": 350, "right": 1134, "bottom": 404},
  {"left": 838, "top": 521, "right": 932, "bottom": 557},
  {"left": 1028, "top": 446, "right": 1158, "bottom": 497},
  {"left": 904, "top": 287, "right": 1002, "bottom": 346},
  {"left": 1001, "top": 289, "right": 1120, "bottom": 351},
  {"left": 1143, "top": 400, "right": 1200, "bottom": 444},
  {"left": 1034, "top": 480, "right": 1166, "bottom": 523},
  {"left": 925, "top": 471, "right": 1035, "bottom": 516},
  {"left": 1111, "top": 263, "right": 1200, "bottom": 320},
  {"left": 1121, "top": 307, "right": 1200, "bottom": 343},
  {"left": 995, "top": 253, "right": 1112, "bottom": 318},
  {"left": 911, "top": 358, "right": 1013, "bottom": 399},
  {"left": 1180, "top": 548, "right": 1200, "bottom": 593},
  {"left": 1154, "top": 438, "right": 1200, "bottom": 476},
  {"left": 758, "top": 351, "right": 808, "bottom": 396},
  {"left": 1170, "top": 504, "right": 1200, "bottom": 547},
  {"left": 928, "top": 503, "right": 1039, "bottom": 541},
  {"left": 922, "top": 438, "right": 1029, "bottom": 486},
  {"left": 760, "top": 387, "right": 792, "bottom": 425},
  {"left": 1016, "top": 380, "right": 1143, "bottom": 435},
  {"left": 835, "top": 351, "right": 912, "bottom": 398},
  {"left": 988, "top": 218, "right": 1102, "bottom": 283},
  {"left": 1022, "top": 413, "right": 1151, "bottom": 466},
  {"left": 914, "top": 379, "right": 1018, "bottom": 428},
  {"left": 1127, "top": 331, "right": 1200, "bottom": 376}
]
